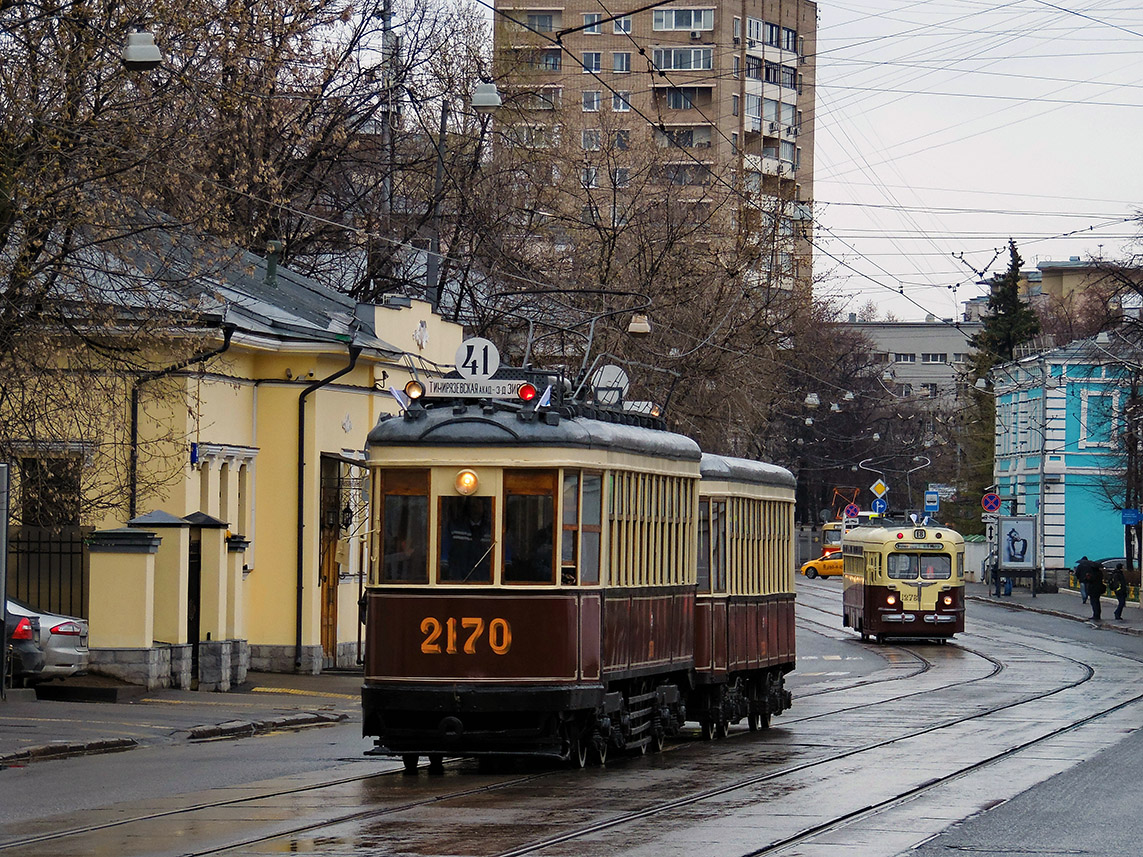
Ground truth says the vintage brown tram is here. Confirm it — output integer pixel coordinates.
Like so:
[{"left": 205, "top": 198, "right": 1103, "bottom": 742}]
[
  {"left": 841, "top": 521, "right": 965, "bottom": 643},
  {"left": 360, "top": 389, "right": 796, "bottom": 769}
]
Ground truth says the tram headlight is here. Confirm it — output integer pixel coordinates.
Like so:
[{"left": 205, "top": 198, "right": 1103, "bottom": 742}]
[
  {"left": 404, "top": 379, "right": 425, "bottom": 400},
  {"left": 455, "top": 469, "right": 479, "bottom": 495},
  {"left": 942, "top": 594, "right": 953, "bottom": 606},
  {"left": 886, "top": 594, "right": 897, "bottom": 606}
]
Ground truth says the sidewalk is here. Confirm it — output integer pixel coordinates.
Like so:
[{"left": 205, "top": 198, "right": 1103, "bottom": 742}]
[
  {"left": 965, "top": 579, "right": 1143, "bottom": 636},
  {"left": 0, "top": 668, "right": 364, "bottom": 767}
]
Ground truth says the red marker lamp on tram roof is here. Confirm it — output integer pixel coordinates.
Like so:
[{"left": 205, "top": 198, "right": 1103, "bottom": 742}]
[{"left": 517, "top": 382, "right": 537, "bottom": 402}]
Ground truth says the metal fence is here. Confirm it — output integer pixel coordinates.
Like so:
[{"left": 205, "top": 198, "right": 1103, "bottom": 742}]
[{"left": 5, "top": 526, "right": 91, "bottom": 618}]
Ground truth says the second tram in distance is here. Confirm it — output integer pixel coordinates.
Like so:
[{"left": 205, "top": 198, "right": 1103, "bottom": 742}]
[
  {"left": 841, "top": 521, "right": 965, "bottom": 643},
  {"left": 360, "top": 385, "right": 796, "bottom": 769}
]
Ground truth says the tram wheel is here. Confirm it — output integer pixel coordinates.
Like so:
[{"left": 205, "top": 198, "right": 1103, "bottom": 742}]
[
  {"left": 700, "top": 720, "right": 714, "bottom": 741},
  {"left": 715, "top": 719, "right": 729, "bottom": 739},
  {"left": 650, "top": 728, "right": 665, "bottom": 753},
  {"left": 572, "top": 734, "right": 589, "bottom": 769},
  {"left": 427, "top": 754, "right": 444, "bottom": 774},
  {"left": 401, "top": 754, "right": 419, "bottom": 774},
  {"left": 876, "top": 634, "right": 886, "bottom": 645},
  {"left": 592, "top": 735, "right": 609, "bottom": 766}
]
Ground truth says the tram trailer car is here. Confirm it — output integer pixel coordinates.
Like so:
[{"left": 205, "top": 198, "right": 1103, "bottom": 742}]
[
  {"left": 841, "top": 522, "right": 965, "bottom": 643},
  {"left": 361, "top": 398, "right": 796, "bottom": 769}
]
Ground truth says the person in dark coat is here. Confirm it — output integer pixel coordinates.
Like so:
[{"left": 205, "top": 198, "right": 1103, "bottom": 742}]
[
  {"left": 1110, "top": 563, "right": 1129, "bottom": 621},
  {"left": 1075, "top": 556, "right": 1092, "bottom": 603},
  {"left": 1086, "top": 561, "right": 1106, "bottom": 622}
]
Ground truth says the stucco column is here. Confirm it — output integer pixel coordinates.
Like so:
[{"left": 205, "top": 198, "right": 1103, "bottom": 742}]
[
  {"left": 87, "top": 528, "right": 161, "bottom": 649},
  {"left": 129, "top": 510, "right": 190, "bottom": 644}
]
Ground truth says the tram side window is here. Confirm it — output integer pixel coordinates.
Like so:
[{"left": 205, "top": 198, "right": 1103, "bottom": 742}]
[
  {"left": 439, "top": 496, "right": 494, "bottom": 583},
  {"left": 380, "top": 470, "right": 429, "bottom": 583},
  {"left": 504, "top": 470, "right": 556, "bottom": 583},
  {"left": 697, "top": 499, "right": 711, "bottom": 591},
  {"left": 711, "top": 499, "right": 727, "bottom": 592},
  {"left": 562, "top": 472, "right": 580, "bottom": 584},
  {"left": 581, "top": 473, "right": 603, "bottom": 584}
]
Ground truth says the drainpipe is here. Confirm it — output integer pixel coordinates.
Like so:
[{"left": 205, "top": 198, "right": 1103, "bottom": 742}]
[
  {"left": 130, "top": 323, "right": 236, "bottom": 518},
  {"left": 296, "top": 342, "right": 363, "bottom": 670}
]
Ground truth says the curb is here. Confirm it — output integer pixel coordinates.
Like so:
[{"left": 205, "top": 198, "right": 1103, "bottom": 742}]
[
  {"left": 0, "top": 712, "right": 347, "bottom": 768},
  {"left": 0, "top": 737, "right": 136, "bottom": 768},
  {"left": 186, "top": 711, "right": 346, "bottom": 740}
]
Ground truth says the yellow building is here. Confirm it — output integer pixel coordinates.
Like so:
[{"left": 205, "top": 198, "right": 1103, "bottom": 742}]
[{"left": 8, "top": 247, "right": 465, "bottom": 689}]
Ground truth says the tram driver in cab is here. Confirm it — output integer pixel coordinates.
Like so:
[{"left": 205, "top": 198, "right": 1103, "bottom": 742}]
[{"left": 440, "top": 496, "right": 494, "bottom": 582}]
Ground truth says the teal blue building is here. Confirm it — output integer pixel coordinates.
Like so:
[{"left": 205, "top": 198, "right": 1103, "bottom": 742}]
[{"left": 993, "top": 335, "right": 1130, "bottom": 578}]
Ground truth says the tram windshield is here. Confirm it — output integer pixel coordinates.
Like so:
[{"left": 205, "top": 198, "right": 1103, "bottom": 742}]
[
  {"left": 440, "top": 496, "right": 494, "bottom": 583},
  {"left": 886, "top": 553, "right": 952, "bottom": 581}
]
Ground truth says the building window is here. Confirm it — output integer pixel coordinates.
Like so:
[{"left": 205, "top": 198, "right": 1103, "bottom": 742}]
[
  {"left": 747, "top": 18, "right": 763, "bottom": 44},
  {"left": 613, "top": 167, "right": 630, "bottom": 188},
  {"left": 653, "top": 48, "right": 713, "bottom": 71},
  {"left": 733, "top": 17, "right": 741, "bottom": 39},
  {"left": 613, "top": 129, "right": 630, "bottom": 149},
  {"left": 583, "top": 13, "right": 601, "bottom": 34},
  {"left": 653, "top": 8, "right": 714, "bottom": 31},
  {"left": 667, "top": 87, "right": 699, "bottom": 110},
  {"left": 746, "top": 55, "right": 761, "bottom": 80},
  {"left": 766, "top": 22, "right": 780, "bottom": 47},
  {"left": 731, "top": 131, "right": 738, "bottom": 153},
  {"left": 782, "top": 27, "right": 798, "bottom": 52},
  {"left": 780, "top": 64, "right": 797, "bottom": 89},
  {"left": 895, "top": 353, "right": 916, "bottom": 363},
  {"left": 953, "top": 353, "right": 966, "bottom": 363},
  {"left": 582, "top": 52, "right": 601, "bottom": 73},
  {"left": 582, "top": 166, "right": 598, "bottom": 188},
  {"left": 922, "top": 383, "right": 940, "bottom": 398},
  {"left": 613, "top": 51, "right": 631, "bottom": 73},
  {"left": 612, "top": 90, "right": 631, "bottom": 111},
  {"left": 733, "top": 56, "right": 740, "bottom": 78},
  {"left": 731, "top": 93, "right": 739, "bottom": 115},
  {"left": 614, "top": 16, "right": 631, "bottom": 34},
  {"left": 527, "top": 13, "right": 554, "bottom": 32},
  {"left": 582, "top": 129, "right": 601, "bottom": 150},
  {"left": 582, "top": 90, "right": 601, "bottom": 111},
  {"left": 921, "top": 353, "right": 947, "bottom": 363}
]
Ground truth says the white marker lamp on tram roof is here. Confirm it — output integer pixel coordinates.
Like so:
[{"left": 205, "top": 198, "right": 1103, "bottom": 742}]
[
  {"left": 404, "top": 379, "right": 425, "bottom": 400},
  {"left": 455, "top": 469, "right": 479, "bottom": 495}
]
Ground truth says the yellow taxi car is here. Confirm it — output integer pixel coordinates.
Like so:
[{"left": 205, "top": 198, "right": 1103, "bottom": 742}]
[{"left": 800, "top": 554, "right": 843, "bottom": 579}]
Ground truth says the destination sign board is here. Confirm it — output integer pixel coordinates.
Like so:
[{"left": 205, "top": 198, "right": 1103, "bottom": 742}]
[{"left": 425, "top": 378, "right": 523, "bottom": 399}]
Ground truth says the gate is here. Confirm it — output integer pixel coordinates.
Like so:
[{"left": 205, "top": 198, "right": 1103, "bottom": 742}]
[{"left": 5, "top": 526, "right": 91, "bottom": 617}]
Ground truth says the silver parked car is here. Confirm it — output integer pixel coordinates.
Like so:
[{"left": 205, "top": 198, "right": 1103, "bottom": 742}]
[{"left": 4, "top": 598, "right": 88, "bottom": 681}]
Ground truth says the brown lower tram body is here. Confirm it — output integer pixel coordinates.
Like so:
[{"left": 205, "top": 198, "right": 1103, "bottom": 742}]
[
  {"left": 362, "top": 589, "right": 794, "bottom": 762},
  {"left": 842, "top": 581, "right": 965, "bottom": 643}
]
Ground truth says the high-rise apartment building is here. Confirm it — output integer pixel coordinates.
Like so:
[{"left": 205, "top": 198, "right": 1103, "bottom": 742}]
[{"left": 491, "top": 0, "right": 817, "bottom": 289}]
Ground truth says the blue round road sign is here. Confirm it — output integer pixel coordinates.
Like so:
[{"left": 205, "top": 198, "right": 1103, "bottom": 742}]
[
  {"left": 844, "top": 503, "right": 861, "bottom": 519},
  {"left": 871, "top": 497, "right": 888, "bottom": 514},
  {"left": 982, "top": 492, "right": 1001, "bottom": 513}
]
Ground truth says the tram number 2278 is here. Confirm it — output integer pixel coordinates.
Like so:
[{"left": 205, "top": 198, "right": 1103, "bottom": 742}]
[{"left": 420, "top": 617, "right": 513, "bottom": 655}]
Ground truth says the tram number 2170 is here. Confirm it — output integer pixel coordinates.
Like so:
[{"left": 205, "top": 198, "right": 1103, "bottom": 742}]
[{"left": 420, "top": 616, "right": 513, "bottom": 655}]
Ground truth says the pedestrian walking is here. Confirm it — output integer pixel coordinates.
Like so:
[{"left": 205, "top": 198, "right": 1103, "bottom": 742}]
[
  {"left": 1086, "top": 561, "right": 1106, "bottom": 622},
  {"left": 1075, "top": 556, "right": 1092, "bottom": 604},
  {"left": 1110, "top": 563, "right": 1128, "bottom": 621}
]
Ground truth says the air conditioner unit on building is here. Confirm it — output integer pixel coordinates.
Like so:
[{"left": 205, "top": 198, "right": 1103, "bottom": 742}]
[
  {"left": 733, "top": 36, "right": 740, "bottom": 44},
  {"left": 789, "top": 126, "right": 799, "bottom": 136},
  {"left": 690, "top": 31, "right": 701, "bottom": 39},
  {"left": 768, "top": 121, "right": 780, "bottom": 132}
]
